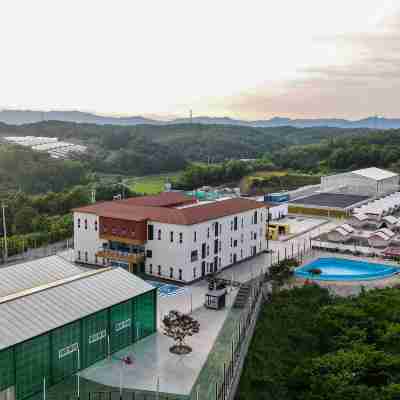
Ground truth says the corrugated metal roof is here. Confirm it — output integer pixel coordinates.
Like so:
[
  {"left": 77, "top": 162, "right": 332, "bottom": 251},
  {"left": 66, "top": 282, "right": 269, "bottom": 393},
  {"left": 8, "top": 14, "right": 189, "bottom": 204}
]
[
  {"left": 0, "top": 255, "right": 87, "bottom": 298},
  {"left": 352, "top": 167, "right": 398, "bottom": 181},
  {"left": 0, "top": 268, "right": 154, "bottom": 351}
]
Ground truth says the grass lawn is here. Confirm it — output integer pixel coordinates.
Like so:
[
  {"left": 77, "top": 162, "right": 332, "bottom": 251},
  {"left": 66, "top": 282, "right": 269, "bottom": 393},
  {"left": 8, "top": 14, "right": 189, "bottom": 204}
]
[{"left": 124, "top": 172, "right": 182, "bottom": 195}]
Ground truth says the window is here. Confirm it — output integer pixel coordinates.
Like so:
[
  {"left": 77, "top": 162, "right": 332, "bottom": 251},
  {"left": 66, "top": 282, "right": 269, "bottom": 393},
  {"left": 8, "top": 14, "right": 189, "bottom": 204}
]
[
  {"left": 214, "top": 239, "right": 219, "bottom": 255},
  {"left": 234, "top": 239, "right": 238, "bottom": 248},
  {"left": 230, "top": 238, "right": 233, "bottom": 247},
  {"left": 77, "top": 218, "right": 81, "bottom": 228},
  {"left": 78, "top": 250, "right": 81, "bottom": 260},
  {"left": 149, "top": 264, "right": 153, "bottom": 274},
  {"left": 84, "top": 219, "right": 88, "bottom": 230},
  {"left": 179, "top": 232, "right": 183, "bottom": 243},
  {"left": 260, "top": 227, "right": 263, "bottom": 237},
  {"left": 259, "top": 241, "right": 262, "bottom": 250},
  {"left": 158, "top": 229, "right": 162, "bottom": 240},
  {"left": 230, "top": 254, "right": 233, "bottom": 263},
  {"left": 146, "top": 250, "right": 153, "bottom": 258},
  {"left": 193, "top": 268, "right": 197, "bottom": 279},
  {"left": 230, "top": 221, "right": 233, "bottom": 231},
  {"left": 219, "top": 257, "right": 221, "bottom": 267},
  {"left": 194, "top": 231, "right": 197, "bottom": 242},
  {"left": 179, "top": 269, "right": 183, "bottom": 280},
  {"left": 94, "top": 221, "right": 98, "bottom": 231},
  {"left": 170, "top": 267, "right": 174, "bottom": 279},
  {"left": 254, "top": 232, "right": 257, "bottom": 240},
  {"left": 261, "top": 213, "right": 263, "bottom": 222},
  {"left": 234, "top": 216, "right": 238, "bottom": 231},
  {"left": 214, "top": 222, "right": 219, "bottom": 237},
  {"left": 202, "top": 243, "right": 206, "bottom": 259},
  {"left": 191, "top": 250, "right": 198, "bottom": 262},
  {"left": 84, "top": 251, "right": 88, "bottom": 262},
  {"left": 241, "top": 233, "right": 244, "bottom": 243},
  {"left": 254, "top": 211, "right": 258, "bottom": 224},
  {"left": 158, "top": 265, "right": 161, "bottom": 276},
  {"left": 241, "top": 249, "right": 243, "bottom": 259},
  {"left": 148, "top": 224, "right": 154, "bottom": 240},
  {"left": 170, "top": 231, "right": 174, "bottom": 243},
  {"left": 207, "top": 245, "right": 210, "bottom": 256},
  {"left": 219, "top": 241, "right": 222, "bottom": 252},
  {"left": 207, "top": 228, "right": 210, "bottom": 238},
  {"left": 102, "top": 257, "right": 106, "bottom": 265},
  {"left": 241, "top": 217, "right": 244, "bottom": 228}
]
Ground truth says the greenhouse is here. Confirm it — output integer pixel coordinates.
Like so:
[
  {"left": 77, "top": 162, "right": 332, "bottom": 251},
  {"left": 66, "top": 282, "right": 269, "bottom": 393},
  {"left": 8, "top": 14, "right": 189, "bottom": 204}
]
[{"left": 0, "top": 267, "right": 157, "bottom": 400}]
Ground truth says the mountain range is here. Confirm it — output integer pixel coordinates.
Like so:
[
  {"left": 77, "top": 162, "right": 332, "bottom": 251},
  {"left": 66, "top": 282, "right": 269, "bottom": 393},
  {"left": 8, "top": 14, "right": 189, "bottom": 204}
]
[{"left": 0, "top": 110, "right": 399, "bottom": 129}]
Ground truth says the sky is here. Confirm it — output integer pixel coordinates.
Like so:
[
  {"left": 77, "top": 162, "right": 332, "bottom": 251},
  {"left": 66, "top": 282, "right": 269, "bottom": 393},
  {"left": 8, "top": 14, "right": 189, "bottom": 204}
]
[{"left": 1, "top": 1, "right": 400, "bottom": 120}]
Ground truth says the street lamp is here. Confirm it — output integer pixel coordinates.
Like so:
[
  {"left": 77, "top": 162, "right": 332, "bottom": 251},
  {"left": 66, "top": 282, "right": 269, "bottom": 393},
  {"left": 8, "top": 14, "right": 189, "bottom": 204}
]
[
  {"left": 77, "top": 344, "right": 81, "bottom": 399},
  {"left": 2, "top": 203, "right": 8, "bottom": 264}
]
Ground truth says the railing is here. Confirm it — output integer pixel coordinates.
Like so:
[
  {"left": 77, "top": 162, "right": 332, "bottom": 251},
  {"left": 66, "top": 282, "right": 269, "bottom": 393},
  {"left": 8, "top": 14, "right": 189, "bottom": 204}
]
[{"left": 96, "top": 249, "right": 145, "bottom": 264}]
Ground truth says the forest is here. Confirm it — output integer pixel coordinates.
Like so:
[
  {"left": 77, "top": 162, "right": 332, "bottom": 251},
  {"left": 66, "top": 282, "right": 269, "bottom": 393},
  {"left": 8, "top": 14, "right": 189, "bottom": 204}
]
[
  {"left": 238, "top": 285, "right": 400, "bottom": 400},
  {"left": 0, "top": 121, "right": 377, "bottom": 176},
  {"left": 272, "top": 130, "right": 400, "bottom": 173}
]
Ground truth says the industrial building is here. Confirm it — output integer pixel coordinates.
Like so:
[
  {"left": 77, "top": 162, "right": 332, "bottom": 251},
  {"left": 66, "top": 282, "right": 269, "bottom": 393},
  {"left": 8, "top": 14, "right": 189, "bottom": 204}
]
[
  {"left": 321, "top": 167, "right": 399, "bottom": 197},
  {"left": 0, "top": 263, "right": 157, "bottom": 400},
  {"left": 73, "top": 192, "right": 267, "bottom": 283}
]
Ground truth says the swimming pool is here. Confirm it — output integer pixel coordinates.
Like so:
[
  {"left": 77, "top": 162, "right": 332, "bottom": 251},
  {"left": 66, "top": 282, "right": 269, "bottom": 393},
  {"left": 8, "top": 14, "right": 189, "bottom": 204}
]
[
  {"left": 147, "top": 281, "right": 187, "bottom": 297},
  {"left": 295, "top": 257, "right": 398, "bottom": 281}
]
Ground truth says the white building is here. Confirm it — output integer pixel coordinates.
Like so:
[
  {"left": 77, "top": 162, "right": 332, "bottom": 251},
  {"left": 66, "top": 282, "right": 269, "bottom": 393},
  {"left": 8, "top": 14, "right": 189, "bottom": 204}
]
[
  {"left": 73, "top": 193, "right": 266, "bottom": 283},
  {"left": 321, "top": 167, "right": 399, "bottom": 197}
]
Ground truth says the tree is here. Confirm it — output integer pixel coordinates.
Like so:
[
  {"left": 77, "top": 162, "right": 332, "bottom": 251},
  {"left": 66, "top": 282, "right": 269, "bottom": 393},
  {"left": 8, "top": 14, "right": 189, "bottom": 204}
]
[
  {"left": 13, "top": 206, "right": 38, "bottom": 234},
  {"left": 162, "top": 310, "right": 200, "bottom": 354}
]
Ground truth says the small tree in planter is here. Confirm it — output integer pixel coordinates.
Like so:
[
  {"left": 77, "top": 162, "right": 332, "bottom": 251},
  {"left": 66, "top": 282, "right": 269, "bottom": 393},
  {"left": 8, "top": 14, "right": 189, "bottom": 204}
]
[{"left": 163, "top": 310, "right": 200, "bottom": 355}]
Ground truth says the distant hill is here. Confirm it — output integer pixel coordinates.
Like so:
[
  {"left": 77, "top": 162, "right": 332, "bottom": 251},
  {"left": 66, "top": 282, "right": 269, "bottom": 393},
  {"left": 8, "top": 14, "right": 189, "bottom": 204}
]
[{"left": 0, "top": 110, "right": 399, "bottom": 129}]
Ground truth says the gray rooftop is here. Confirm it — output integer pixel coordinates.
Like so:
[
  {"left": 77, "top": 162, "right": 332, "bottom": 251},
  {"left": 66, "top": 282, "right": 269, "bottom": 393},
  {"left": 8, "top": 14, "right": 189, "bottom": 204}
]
[
  {"left": 0, "top": 255, "right": 87, "bottom": 298},
  {"left": 0, "top": 268, "right": 154, "bottom": 351}
]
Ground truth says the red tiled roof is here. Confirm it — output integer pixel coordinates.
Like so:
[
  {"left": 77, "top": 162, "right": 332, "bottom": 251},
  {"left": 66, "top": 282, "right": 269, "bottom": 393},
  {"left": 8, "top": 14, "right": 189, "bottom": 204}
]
[
  {"left": 119, "top": 192, "right": 195, "bottom": 207},
  {"left": 74, "top": 196, "right": 265, "bottom": 225}
]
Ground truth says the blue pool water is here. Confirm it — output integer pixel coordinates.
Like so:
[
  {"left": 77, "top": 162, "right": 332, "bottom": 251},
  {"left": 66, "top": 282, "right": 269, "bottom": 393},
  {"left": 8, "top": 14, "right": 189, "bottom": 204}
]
[
  {"left": 147, "top": 281, "right": 187, "bottom": 297},
  {"left": 295, "top": 257, "right": 398, "bottom": 281}
]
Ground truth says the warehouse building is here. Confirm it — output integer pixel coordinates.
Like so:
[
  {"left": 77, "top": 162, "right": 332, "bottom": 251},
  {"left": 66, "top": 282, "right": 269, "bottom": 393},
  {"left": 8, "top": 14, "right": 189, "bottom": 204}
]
[
  {"left": 73, "top": 192, "right": 266, "bottom": 283},
  {"left": 0, "top": 266, "right": 157, "bottom": 400},
  {"left": 321, "top": 167, "right": 399, "bottom": 197}
]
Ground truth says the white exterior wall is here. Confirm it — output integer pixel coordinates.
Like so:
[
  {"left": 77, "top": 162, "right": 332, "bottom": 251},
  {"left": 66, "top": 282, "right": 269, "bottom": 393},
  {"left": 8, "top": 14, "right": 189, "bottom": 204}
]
[
  {"left": 73, "top": 212, "right": 106, "bottom": 265},
  {"left": 268, "top": 204, "right": 288, "bottom": 220},
  {"left": 73, "top": 207, "right": 267, "bottom": 283},
  {"left": 145, "top": 208, "right": 266, "bottom": 282}
]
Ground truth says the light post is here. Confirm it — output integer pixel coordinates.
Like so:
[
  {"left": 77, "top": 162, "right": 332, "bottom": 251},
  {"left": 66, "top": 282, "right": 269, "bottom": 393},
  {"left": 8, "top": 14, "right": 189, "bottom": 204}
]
[
  {"left": 119, "top": 359, "right": 124, "bottom": 399},
  {"left": 43, "top": 376, "right": 46, "bottom": 400},
  {"left": 2, "top": 203, "right": 8, "bottom": 264},
  {"left": 77, "top": 344, "right": 81, "bottom": 399}
]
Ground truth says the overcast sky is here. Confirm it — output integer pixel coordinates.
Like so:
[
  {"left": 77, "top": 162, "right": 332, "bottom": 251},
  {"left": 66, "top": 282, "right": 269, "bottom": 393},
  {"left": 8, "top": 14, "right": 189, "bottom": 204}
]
[{"left": 1, "top": 1, "right": 399, "bottom": 119}]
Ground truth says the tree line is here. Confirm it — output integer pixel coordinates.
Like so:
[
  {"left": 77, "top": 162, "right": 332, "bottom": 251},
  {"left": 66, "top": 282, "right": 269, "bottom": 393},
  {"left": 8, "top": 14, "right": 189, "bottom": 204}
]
[{"left": 0, "top": 183, "right": 137, "bottom": 259}]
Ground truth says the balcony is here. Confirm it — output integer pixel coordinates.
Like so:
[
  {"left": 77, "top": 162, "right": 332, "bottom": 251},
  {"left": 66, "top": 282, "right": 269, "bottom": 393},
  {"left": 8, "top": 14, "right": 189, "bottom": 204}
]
[
  {"left": 99, "top": 233, "right": 146, "bottom": 246},
  {"left": 96, "top": 249, "right": 145, "bottom": 264}
]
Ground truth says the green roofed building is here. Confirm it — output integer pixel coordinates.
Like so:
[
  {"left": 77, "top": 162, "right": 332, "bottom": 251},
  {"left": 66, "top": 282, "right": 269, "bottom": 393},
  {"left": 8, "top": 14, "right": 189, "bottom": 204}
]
[{"left": 0, "top": 264, "right": 157, "bottom": 400}]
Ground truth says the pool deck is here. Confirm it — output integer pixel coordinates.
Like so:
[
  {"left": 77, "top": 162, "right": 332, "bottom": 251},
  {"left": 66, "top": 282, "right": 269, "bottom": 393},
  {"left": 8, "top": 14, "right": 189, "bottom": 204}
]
[{"left": 294, "top": 250, "right": 400, "bottom": 297}]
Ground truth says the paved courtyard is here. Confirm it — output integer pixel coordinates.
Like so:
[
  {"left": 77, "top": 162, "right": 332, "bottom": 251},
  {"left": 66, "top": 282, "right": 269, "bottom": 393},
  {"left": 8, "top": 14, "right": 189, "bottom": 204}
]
[{"left": 80, "top": 289, "right": 238, "bottom": 396}]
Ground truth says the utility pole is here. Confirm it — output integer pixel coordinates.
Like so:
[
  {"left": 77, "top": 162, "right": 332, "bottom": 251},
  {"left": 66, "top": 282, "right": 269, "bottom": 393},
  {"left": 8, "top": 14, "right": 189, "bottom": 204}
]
[{"left": 2, "top": 203, "right": 8, "bottom": 264}]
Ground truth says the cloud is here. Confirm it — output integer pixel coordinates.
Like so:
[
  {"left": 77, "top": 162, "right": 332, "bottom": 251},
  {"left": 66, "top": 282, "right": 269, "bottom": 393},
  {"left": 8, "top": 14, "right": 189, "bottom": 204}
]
[{"left": 224, "top": 11, "right": 400, "bottom": 119}]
